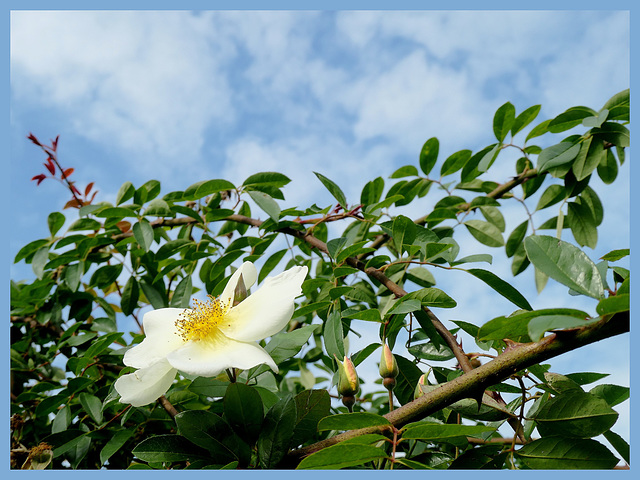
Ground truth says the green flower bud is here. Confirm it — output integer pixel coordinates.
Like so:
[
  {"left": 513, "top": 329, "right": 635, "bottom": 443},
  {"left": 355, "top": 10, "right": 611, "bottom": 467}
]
[
  {"left": 414, "top": 373, "right": 427, "bottom": 400},
  {"left": 337, "top": 356, "right": 359, "bottom": 397},
  {"left": 379, "top": 343, "right": 399, "bottom": 380}
]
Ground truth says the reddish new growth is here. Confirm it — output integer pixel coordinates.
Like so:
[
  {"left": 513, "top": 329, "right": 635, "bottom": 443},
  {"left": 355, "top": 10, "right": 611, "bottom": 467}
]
[{"left": 28, "top": 133, "right": 98, "bottom": 209}]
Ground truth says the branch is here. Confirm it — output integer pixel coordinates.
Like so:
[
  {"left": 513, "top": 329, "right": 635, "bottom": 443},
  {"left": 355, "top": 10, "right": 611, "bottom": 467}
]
[{"left": 289, "top": 311, "right": 629, "bottom": 460}]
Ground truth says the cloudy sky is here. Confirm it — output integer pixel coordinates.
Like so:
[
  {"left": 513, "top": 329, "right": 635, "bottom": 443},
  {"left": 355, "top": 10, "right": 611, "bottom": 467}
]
[{"left": 10, "top": 9, "right": 630, "bottom": 446}]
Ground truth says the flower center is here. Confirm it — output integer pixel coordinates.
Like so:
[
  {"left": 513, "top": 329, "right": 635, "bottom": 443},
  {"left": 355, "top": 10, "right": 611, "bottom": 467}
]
[{"left": 175, "top": 295, "right": 229, "bottom": 342}]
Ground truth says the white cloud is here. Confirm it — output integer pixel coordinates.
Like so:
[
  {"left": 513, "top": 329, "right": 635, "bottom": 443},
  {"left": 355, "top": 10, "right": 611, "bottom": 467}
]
[{"left": 11, "top": 11, "right": 235, "bottom": 169}]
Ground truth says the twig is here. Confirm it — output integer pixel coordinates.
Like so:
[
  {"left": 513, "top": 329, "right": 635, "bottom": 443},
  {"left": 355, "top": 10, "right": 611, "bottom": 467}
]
[{"left": 157, "top": 395, "right": 178, "bottom": 419}]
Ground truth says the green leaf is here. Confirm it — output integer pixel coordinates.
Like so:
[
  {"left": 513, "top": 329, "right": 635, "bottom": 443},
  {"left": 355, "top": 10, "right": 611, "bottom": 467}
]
[
  {"left": 99, "top": 429, "right": 134, "bottom": 465},
  {"left": 408, "top": 342, "right": 454, "bottom": 361},
  {"left": 505, "top": 220, "right": 528, "bottom": 257},
  {"left": 390, "top": 164, "right": 419, "bottom": 178},
  {"left": 314, "top": 172, "right": 347, "bottom": 209},
  {"left": 564, "top": 372, "right": 609, "bottom": 386},
  {"left": 336, "top": 240, "right": 375, "bottom": 264},
  {"left": 419, "top": 137, "right": 439, "bottom": 175},
  {"left": 194, "top": 179, "right": 235, "bottom": 199},
  {"left": 83, "top": 332, "right": 123, "bottom": 358},
  {"left": 493, "top": 101, "right": 516, "bottom": 142},
  {"left": 293, "top": 301, "right": 332, "bottom": 319},
  {"left": 465, "top": 268, "right": 532, "bottom": 310},
  {"left": 478, "top": 205, "right": 505, "bottom": 232},
  {"left": 525, "top": 119, "right": 551, "bottom": 143},
  {"left": 174, "top": 411, "right": 240, "bottom": 462},
  {"left": 90, "top": 264, "right": 123, "bottom": 289},
  {"left": 393, "top": 354, "right": 424, "bottom": 405},
  {"left": 144, "top": 198, "right": 172, "bottom": 217},
  {"left": 326, "top": 236, "right": 347, "bottom": 259},
  {"left": 478, "top": 308, "right": 589, "bottom": 342},
  {"left": 567, "top": 201, "right": 597, "bottom": 249},
  {"left": 543, "top": 372, "right": 584, "bottom": 394},
  {"left": 572, "top": 137, "right": 604, "bottom": 181},
  {"left": 132, "top": 219, "right": 154, "bottom": 252},
  {"left": 476, "top": 143, "right": 500, "bottom": 172},
  {"left": 132, "top": 434, "right": 214, "bottom": 463},
  {"left": 317, "top": 413, "right": 391, "bottom": 431},
  {"left": 120, "top": 276, "right": 139, "bottom": 316},
  {"left": 115, "top": 181, "right": 135, "bottom": 206},
  {"left": 387, "top": 298, "right": 422, "bottom": 316},
  {"left": 323, "top": 311, "right": 345, "bottom": 360},
  {"left": 409, "top": 287, "right": 456, "bottom": 309},
  {"left": 139, "top": 280, "right": 167, "bottom": 309},
  {"left": 548, "top": 106, "right": 596, "bottom": 133},
  {"left": 524, "top": 235, "right": 603, "bottom": 298},
  {"left": 535, "top": 184, "right": 566, "bottom": 211},
  {"left": 511, "top": 104, "right": 541, "bottom": 136},
  {"left": 224, "top": 383, "right": 264, "bottom": 443},
  {"left": 603, "top": 430, "right": 629, "bottom": 465},
  {"left": 534, "top": 391, "right": 618, "bottom": 438},
  {"left": 597, "top": 149, "right": 619, "bottom": 184},
  {"left": 61, "top": 263, "right": 81, "bottom": 293},
  {"left": 14, "top": 238, "right": 49, "bottom": 263},
  {"left": 596, "top": 294, "right": 629, "bottom": 316},
  {"left": 440, "top": 149, "right": 471, "bottom": 177},
  {"left": 78, "top": 393, "right": 103, "bottom": 424},
  {"left": 360, "top": 177, "right": 384, "bottom": 205},
  {"left": 248, "top": 190, "right": 280, "bottom": 222},
  {"left": 449, "top": 445, "right": 508, "bottom": 469},
  {"left": 96, "top": 207, "right": 138, "bottom": 218},
  {"left": 170, "top": 275, "right": 192, "bottom": 308},
  {"left": 406, "top": 267, "right": 436, "bottom": 287},
  {"left": 536, "top": 142, "right": 581, "bottom": 174},
  {"left": 464, "top": 220, "right": 504, "bottom": 247},
  {"left": 589, "top": 384, "right": 629, "bottom": 407},
  {"left": 68, "top": 217, "right": 102, "bottom": 232},
  {"left": 592, "top": 122, "right": 630, "bottom": 148},
  {"left": 527, "top": 315, "right": 601, "bottom": 342},
  {"left": 32, "top": 246, "right": 50, "bottom": 279},
  {"left": 258, "top": 395, "right": 297, "bottom": 469},
  {"left": 48, "top": 212, "right": 66, "bottom": 237},
  {"left": 243, "top": 171, "right": 291, "bottom": 188},
  {"left": 600, "top": 248, "right": 629, "bottom": 262},
  {"left": 516, "top": 437, "right": 618, "bottom": 469},
  {"left": 292, "top": 389, "right": 331, "bottom": 447},
  {"left": 258, "top": 249, "right": 288, "bottom": 284},
  {"left": 188, "top": 378, "right": 230, "bottom": 398},
  {"left": 265, "top": 324, "right": 318, "bottom": 364},
  {"left": 297, "top": 443, "right": 387, "bottom": 470},
  {"left": 602, "top": 88, "right": 629, "bottom": 121},
  {"left": 402, "top": 423, "right": 495, "bottom": 441}
]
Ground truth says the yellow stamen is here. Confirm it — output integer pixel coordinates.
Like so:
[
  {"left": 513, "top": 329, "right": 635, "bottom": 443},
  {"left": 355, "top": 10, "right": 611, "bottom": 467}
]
[{"left": 175, "top": 295, "right": 228, "bottom": 342}]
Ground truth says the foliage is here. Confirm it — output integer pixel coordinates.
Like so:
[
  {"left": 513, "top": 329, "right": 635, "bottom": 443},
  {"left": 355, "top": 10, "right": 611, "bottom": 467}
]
[{"left": 11, "top": 90, "right": 630, "bottom": 470}]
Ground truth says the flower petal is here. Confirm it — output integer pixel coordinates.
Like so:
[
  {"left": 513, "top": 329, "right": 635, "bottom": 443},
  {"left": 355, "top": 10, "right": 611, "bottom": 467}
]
[
  {"left": 114, "top": 359, "right": 177, "bottom": 407},
  {"left": 123, "top": 308, "right": 185, "bottom": 369},
  {"left": 166, "top": 332, "right": 277, "bottom": 377},
  {"left": 220, "top": 261, "right": 258, "bottom": 308},
  {"left": 221, "top": 265, "right": 308, "bottom": 342}
]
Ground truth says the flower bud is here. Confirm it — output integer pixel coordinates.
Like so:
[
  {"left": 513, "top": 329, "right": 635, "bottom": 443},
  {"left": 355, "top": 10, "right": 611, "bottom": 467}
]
[
  {"left": 379, "top": 343, "right": 399, "bottom": 381},
  {"left": 337, "top": 356, "right": 359, "bottom": 397},
  {"left": 233, "top": 273, "right": 248, "bottom": 306},
  {"left": 414, "top": 373, "right": 427, "bottom": 400}
]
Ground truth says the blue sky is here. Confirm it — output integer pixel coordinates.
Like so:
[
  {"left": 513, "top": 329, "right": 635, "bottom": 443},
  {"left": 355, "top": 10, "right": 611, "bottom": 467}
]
[{"left": 9, "top": 8, "right": 631, "bottom": 452}]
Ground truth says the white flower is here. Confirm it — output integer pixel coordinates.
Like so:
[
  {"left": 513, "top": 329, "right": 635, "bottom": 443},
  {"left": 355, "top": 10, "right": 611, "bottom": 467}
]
[{"left": 115, "top": 262, "right": 308, "bottom": 407}]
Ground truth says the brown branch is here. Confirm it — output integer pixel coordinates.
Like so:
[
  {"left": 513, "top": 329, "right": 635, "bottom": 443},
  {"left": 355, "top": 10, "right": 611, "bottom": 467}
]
[
  {"left": 289, "top": 311, "right": 629, "bottom": 460},
  {"left": 157, "top": 395, "right": 178, "bottom": 418}
]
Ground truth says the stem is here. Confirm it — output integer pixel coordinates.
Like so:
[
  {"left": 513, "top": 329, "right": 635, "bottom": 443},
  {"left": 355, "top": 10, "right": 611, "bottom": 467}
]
[
  {"left": 288, "top": 311, "right": 628, "bottom": 460},
  {"left": 157, "top": 395, "right": 178, "bottom": 419}
]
